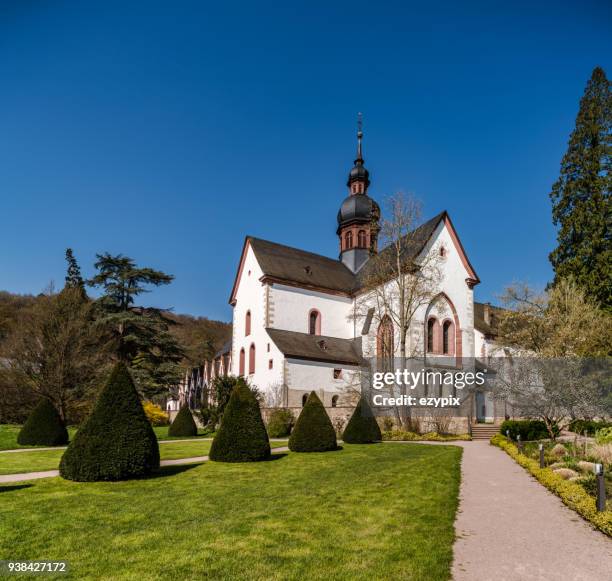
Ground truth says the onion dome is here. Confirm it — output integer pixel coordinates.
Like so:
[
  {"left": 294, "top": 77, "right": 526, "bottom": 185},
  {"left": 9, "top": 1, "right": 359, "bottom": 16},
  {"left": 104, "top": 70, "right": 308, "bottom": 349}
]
[{"left": 337, "top": 194, "right": 380, "bottom": 227}]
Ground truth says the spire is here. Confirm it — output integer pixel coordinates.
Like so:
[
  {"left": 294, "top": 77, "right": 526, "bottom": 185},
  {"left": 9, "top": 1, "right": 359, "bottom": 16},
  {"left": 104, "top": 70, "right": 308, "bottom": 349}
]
[{"left": 356, "top": 112, "right": 363, "bottom": 163}]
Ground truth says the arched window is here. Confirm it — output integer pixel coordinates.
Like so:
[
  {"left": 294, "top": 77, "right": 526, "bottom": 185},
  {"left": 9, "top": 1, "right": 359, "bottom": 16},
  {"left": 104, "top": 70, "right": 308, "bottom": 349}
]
[
  {"left": 357, "top": 230, "right": 366, "bottom": 248},
  {"left": 308, "top": 309, "right": 321, "bottom": 335},
  {"left": 427, "top": 318, "right": 437, "bottom": 353},
  {"left": 239, "top": 348, "right": 245, "bottom": 376},
  {"left": 245, "top": 310, "right": 251, "bottom": 336},
  {"left": 344, "top": 230, "right": 353, "bottom": 249},
  {"left": 443, "top": 320, "right": 454, "bottom": 355},
  {"left": 377, "top": 315, "right": 394, "bottom": 372},
  {"left": 331, "top": 395, "right": 339, "bottom": 407},
  {"left": 248, "top": 343, "right": 256, "bottom": 374},
  {"left": 302, "top": 393, "right": 308, "bottom": 407}
]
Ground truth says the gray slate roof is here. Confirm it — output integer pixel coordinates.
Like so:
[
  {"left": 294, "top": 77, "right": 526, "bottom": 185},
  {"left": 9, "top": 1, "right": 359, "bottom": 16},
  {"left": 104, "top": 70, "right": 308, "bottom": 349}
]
[{"left": 266, "top": 328, "right": 365, "bottom": 366}]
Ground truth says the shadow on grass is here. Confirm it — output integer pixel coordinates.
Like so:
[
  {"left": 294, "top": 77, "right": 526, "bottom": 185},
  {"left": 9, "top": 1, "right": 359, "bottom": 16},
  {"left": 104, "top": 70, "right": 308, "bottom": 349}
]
[
  {"left": 146, "top": 464, "right": 202, "bottom": 479},
  {"left": 0, "top": 484, "right": 33, "bottom": 493}
]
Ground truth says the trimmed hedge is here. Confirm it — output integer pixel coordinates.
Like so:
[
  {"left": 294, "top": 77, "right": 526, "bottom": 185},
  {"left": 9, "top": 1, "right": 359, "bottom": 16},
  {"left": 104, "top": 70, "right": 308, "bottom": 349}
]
[
  {"left": 499, "top": 419, "right": 558, "bottom": 441},
  {"left": 209, "top": 379, "right": 271, "bottom": 462},
  {"left": 267, "top": 408, "right": 294, "bottom": 438},
  {"left": 288, "top": 392, "right": 337, "bottom": 453},
  {"left": 168, "top": 405, "right": 198, "bottom": 437},
  {"left": 59, "top": 363, "right": 160, "bottom": 481},
  {"left": 569, "top": 419, "right": 612, "bottom": 436},
  {"left": 342, "top": 397, "right": 381, "bottom": 443},
  {"left": 17, "top": 399, "right": 68, "bottom": 446},
  {"left": 491, "top": 434, "right": 612, "bottom": 537}
]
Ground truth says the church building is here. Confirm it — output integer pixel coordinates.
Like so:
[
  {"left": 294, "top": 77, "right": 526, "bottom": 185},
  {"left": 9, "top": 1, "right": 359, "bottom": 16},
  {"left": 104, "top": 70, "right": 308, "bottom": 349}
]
[{"left": 225, "top": 125, "right": 505, "bottom": 432}]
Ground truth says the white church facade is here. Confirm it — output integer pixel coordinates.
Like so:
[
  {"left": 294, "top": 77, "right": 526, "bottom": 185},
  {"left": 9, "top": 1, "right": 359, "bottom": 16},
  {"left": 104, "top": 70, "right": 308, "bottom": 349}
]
[{"left": 222, "top": 127, "right": 506, "bottom": 432}]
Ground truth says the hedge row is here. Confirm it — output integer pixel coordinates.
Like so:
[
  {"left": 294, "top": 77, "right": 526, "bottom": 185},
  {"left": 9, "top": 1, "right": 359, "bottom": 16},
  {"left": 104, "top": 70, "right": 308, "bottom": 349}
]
[
  {"left": 499, "top": 419, "right": 558, "bottom": 441},
  {"left": 491, "top": 434, "right": 612, "bottom": 537},
  {"left": 382, "top": 431, "right": 471, "bottom": 442},
  {"left": 568, "top": 419, "right": 612, "bottom": 436}
]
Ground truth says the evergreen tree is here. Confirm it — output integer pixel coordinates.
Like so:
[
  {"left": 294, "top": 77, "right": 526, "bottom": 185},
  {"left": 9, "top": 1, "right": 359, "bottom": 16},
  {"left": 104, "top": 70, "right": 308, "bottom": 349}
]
[
  {"left": 549, "top": 67, "right": 611, "bottom": 309},
  {"left": 288, "top": 392, "right": 337, "bottom": 452},
  {"left": 168, "top": 405, "right": 198, "bottom": 437},
  {"left": 209, "top": 379, "right": 271, "bottom": 462},
  {"left": 65, "top": 248, "right": 85, "bottom": 295},
  {"left": 89, "top": 253, "right": 184, "bottom": 397},
  {"left": 59, "top": 362, "right": 160, "bottom": 481},
  {"left": 17, "top": 398, "right": 69, "bottom": 446},
  {"left": 342, "top": 396, "right": 382, "bottom": 443}
]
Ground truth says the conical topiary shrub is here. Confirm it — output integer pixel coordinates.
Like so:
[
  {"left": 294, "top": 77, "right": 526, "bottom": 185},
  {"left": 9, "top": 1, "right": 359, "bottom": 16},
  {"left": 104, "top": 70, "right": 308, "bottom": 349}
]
[
  {"left": 209, "top": 379, "right": 271, "bottom": 462},
  {"left": 288, "top": 391, "right": 337, "bottom": 452},
  {"left": 59, "top": 362, "right": 160, "bottom": 481},
  {"left": 17, "top": 399, "right": 69, "bottom": 446},
  {"left": 342, "top": 396, "right": 382, "bottom": 444},
  {"left": 168, "top": 405, "right": 197, "bottom": 437}
]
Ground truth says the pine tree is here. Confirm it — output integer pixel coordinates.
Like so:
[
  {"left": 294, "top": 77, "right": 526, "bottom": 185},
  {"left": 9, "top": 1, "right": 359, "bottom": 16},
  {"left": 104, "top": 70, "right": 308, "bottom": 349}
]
[
  {"left": 342, "top": 396, "right": 382, "bottom": 443},
  {"left": 17, "top": 399, "right": 69, "bottom": 446},
  {"left": 89, "top": 253, "right": 184, "bottom": 397},
  {"left": 65, "top": 248, "right": 85, "bottom": 295},
  {"left": 168, "top": 405, "right": 198, "bottom": 437},
  {"left": 209, "top": 379, "right": 271, "bottom": 462},
  {"left": 59, "top": 362, "right": 160, "bottom": 481},
  {"left": 549, "top": 67, "right": 611, "bottom": 310},
  {"left": 288, "top": 392, "right": 337, "bottom": 452}
]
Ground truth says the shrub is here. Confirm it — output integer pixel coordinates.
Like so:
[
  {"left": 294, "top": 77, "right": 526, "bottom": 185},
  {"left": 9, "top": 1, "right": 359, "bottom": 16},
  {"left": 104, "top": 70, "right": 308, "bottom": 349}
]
[
  {"left": 143, "top": 401, "right": 169, "bottom": 426},
  {"left": 342, "top": 397, "right": 381, "bottom": 444},
  {"left": 553, "top": 468, "right": 578, "bottom": 480},
  {"left": 569, "top": 419, "right": 611, "bottom": 436},
  {"left": 551, "top": 443, "right": 568, "bottom": 457},
  {"left": 209, "top": 379, "right": 270, "bottom": 462},
  {"left": 595, "top": 427, "right": 612, "bottom": 444},
  {"left": 491, "top": 434, "right": 612, "bottom": 536},
  {"left": 288, "top": 391, "right": 337, "bottom": 453},
  {"left": 499, "top": 419, "right": 557, "bottom": 441},
  {"left": 382, "top": 430, "right": 471, "bottom": 442},
  {"left": 17, "top": 399, "right": 68, "bottom": 446},
  {"left": 59, "top": 363, "right": 160, "bottom": 481},
  {"left": 168, "top": 405, "right": 198, "bottom": 437},
  {"left": 267, "top": 408, "right": 294, "bottom": 438}
]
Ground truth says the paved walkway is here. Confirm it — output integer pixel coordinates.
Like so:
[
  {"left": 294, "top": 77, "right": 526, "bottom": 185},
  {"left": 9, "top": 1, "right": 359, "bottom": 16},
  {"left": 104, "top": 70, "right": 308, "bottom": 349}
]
[
  {"left": 0, "top": 447, "right": 290, "bottom": 483},
  {"left": 448, "top": 440, "right": 612, "bottom": 581}
]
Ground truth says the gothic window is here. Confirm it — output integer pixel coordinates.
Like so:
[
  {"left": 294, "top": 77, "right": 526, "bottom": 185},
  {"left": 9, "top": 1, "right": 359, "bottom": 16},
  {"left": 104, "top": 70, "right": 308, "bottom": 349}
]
[
  {"left": 309, "top": 309, "right": 321, "bottom": 335},
  {"left": 245, "top": 310, "right": 251, "bottom": 336},
  {"left": 377, "top": 315, "right": 394, "bottom": 372},
  {"left": 239, "top": 348, "right": 245, "bottom": 376},
  {"left": 249, "top": 343, "right": 256, "bottom": 374},
  {"left": 443, "top": 320, "right": 454, "bottom": 355},
  {"left": 357, "top": 229, "right": 366, "bottom": 248},
  {"left": 345, "top": 230, "right": 353, "bottom": 249},
  {"left": 427, "top": 318, "right": 437, "bottom": 353}
]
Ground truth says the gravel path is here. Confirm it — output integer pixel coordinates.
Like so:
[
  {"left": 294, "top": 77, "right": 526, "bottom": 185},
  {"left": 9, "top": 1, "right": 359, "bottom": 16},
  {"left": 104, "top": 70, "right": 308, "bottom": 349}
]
[
  {"left": 451, "top": 440, "right": 612, "bottom": 581},
  {"left": 0, "top": 446, "right": 290, "bottom": 483}
]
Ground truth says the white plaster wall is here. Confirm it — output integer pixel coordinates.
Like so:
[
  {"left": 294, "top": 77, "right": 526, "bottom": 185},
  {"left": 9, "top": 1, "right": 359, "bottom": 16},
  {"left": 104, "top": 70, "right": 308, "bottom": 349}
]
[
  {"left": 285, "top": 359, "right": 360, "bottom": 404},
  {"left": 230, "top": 245, "right": 285, "bottom": 393},
  {"left": 269, "top": 284, "right": 354, "bottom": 338}
]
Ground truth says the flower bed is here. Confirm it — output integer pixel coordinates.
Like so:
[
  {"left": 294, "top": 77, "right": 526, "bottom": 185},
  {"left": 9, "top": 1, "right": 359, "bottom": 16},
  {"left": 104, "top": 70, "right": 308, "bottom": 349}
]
[{"left": 491, "top": 434, "right": 612, "bottom": 537}]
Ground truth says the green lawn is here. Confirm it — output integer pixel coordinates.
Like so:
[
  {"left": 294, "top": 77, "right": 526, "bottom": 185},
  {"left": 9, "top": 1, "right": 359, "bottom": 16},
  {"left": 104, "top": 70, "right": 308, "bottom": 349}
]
[
  {"left": 0, "top": 444, "right": 461, "bottom": 580},
  {"left": 0, "top": 424, "right": 211, "bottom": 452},
  {"left": 0, "top": 440, "right": 288, "bottom": 475}
]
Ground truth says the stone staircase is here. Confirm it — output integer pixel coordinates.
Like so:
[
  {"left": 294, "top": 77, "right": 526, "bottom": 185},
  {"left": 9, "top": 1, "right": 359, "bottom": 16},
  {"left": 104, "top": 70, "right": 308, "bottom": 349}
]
[{"left": 471, "top": 424, "right": 500, "bottom": 440}]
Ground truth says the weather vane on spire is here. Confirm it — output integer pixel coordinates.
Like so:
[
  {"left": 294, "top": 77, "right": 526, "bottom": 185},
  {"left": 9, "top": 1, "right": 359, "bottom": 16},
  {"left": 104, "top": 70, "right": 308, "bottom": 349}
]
[{"left": 356, "top": 112, "right": 363, "bottom": 161}]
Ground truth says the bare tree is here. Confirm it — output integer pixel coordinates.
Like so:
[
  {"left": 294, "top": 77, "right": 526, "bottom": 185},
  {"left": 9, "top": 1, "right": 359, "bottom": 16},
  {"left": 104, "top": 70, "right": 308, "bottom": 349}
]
[{"left": 354, "top": 192, "right": 443, "bottom": 427}]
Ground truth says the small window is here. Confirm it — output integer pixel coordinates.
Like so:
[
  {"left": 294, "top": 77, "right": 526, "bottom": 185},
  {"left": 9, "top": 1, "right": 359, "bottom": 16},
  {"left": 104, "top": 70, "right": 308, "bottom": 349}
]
[
  {"left": 245, "top": 310, "right": 251, "bottom": 336},
  {"left": 427, "top": 318, "right": 436, "bottom": 354},
  {"left": 357, "top": 230, "right": 366, "bottom": 248},
  {"left": 331, "top": 395, "right": 339, "bottom": 407},
  {"left": 267, "top": 343, "right": 270, "bottom": 352},
  {"left": 309, "top": 309, "right": 321, "bottom": 335},
  {"left": 302, "top": 393, "right": 308, "bottom": 407},
  {"left": 239, "top": 348, "right": 245, "bottom": 376},
  {"left": 249, "top": 343, "right": 256, "bottom": 374},
  {"left": 344, "top": 230, "right": 353, "bottom": 249},
  {"left": 439, "top": 246, "right": 446, "bottom": 258},
  {"left": 443, "top": 320, "right": 454, "bottom": 355},
  {"left": 333, "top": 369, "right": 343, "bottom": 379},
  {"left": 268, "top": 359, "right": 273, "bottom": 370}
]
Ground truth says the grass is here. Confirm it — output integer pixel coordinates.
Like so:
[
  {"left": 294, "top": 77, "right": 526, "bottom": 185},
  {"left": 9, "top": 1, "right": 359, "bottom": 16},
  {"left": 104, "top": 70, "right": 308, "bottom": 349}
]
[
  {"left": 0, "top": 444, "right": 461, "bottom": 580},
  {"left": 0, "top": 440, "right": 288, "bottom": 475},
  {"left": 0, "top": 424, "right": 212, "bottom": 452}
]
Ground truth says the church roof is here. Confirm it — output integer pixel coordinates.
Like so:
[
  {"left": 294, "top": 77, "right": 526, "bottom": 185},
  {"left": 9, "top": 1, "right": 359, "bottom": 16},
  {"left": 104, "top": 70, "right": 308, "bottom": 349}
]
[
  {"left": 266, "top": 328, "right": 365, "bottom": 366},
  {"left": 229, "top": 211, "right": 479, "bottom": 304},
  {"left": 473, "top": 302, "right": 505, "bottom": 337}
]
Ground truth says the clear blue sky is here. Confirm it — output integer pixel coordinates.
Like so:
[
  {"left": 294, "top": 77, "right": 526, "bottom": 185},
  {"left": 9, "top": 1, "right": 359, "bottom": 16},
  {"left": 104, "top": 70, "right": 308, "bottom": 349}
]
[{"left": 1, "top": 1, "right": 610, "bottom": 322}]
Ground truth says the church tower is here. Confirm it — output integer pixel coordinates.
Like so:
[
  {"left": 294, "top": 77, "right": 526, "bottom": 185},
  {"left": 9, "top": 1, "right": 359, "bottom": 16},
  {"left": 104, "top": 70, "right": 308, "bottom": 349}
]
[{"left": 337, "top": 116, "right": 380, "bottom": 272}]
